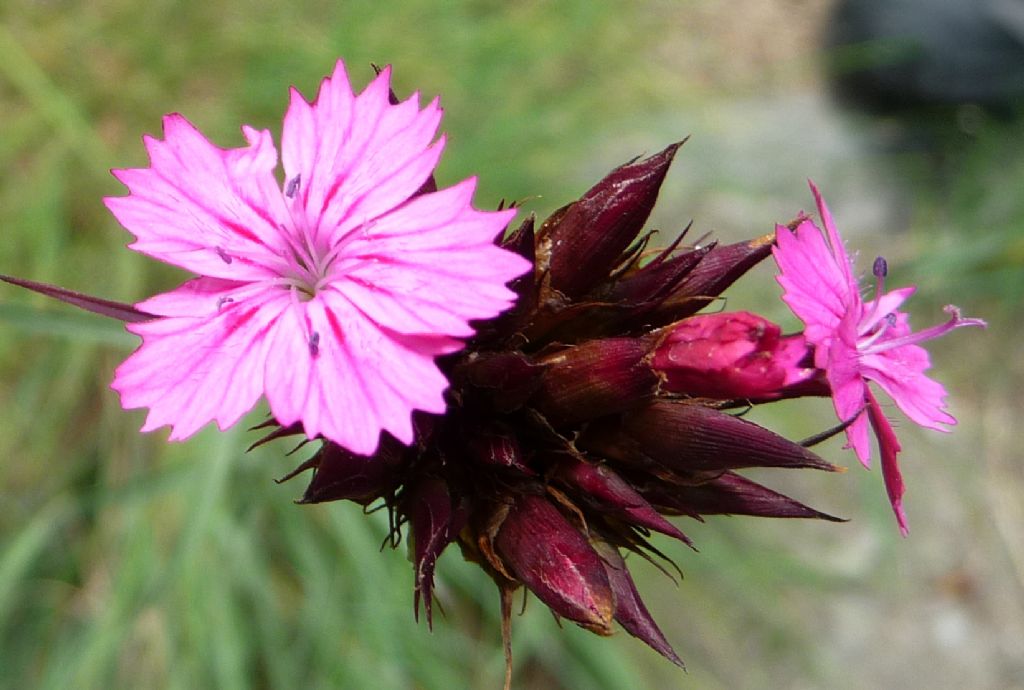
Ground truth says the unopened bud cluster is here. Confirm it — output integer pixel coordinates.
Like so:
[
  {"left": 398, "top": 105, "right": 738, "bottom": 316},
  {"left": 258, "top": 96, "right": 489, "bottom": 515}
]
[{"left": 265, "top": 142, "right": 845, "bottom": 674}]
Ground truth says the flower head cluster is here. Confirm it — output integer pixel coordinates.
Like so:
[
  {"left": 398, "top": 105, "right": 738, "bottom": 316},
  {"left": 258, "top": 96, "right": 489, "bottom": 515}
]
[
  {"left": 1, "top": 61, "right": 984, "bottom": 687},
  {"left": 262, "top": 142, "right": 854, "bottom": 677}
]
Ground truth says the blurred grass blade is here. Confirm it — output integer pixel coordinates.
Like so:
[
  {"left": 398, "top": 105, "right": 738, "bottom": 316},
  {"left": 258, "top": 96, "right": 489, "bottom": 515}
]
[
  {"left": 0, "top": 498, "right": 71, "bottom": 619},
  {"left": 0, "top": 302, "right": 137, "bottom": 346}
]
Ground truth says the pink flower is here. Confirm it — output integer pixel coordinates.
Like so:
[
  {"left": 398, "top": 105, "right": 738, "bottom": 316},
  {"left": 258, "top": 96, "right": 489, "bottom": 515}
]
[
  {"left": 773, "top": 181, "right": 985, "bottom": 534},
  {"left": 105, "top": 60, "right": 532, "bottom": 455},
  {"left": 651, "top": 311, "right": 815, "bottom": 400}
]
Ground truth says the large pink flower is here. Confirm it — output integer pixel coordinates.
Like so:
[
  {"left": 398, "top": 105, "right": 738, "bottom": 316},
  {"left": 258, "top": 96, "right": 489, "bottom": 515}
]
[
  {"left": 106, "top": 60, "right": 532, "bottom": 455},
  {"left": 773, "top": 181, "right": 984, "bottom": 534}
]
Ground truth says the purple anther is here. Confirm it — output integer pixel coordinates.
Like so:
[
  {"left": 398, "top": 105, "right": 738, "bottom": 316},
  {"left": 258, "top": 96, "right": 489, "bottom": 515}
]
[
  {"left": 216, "top": 296, "right": 234, "bottom": 310},
  {"left": 285, "top": 174, "right": 301, "bottom": 199},
  {"left": 308, "top": 331, "right": 320, "bottom": 356},
  {"left": 216, "top": 247, "right": 233, "bottom": 264},
  {"left": 873, "top": 256, "right": 888, "bottom": 278}
]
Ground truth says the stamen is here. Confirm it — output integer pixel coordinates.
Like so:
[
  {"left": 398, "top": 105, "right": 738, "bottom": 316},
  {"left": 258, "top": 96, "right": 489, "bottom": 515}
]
[
  {"left": 216, "top": 247, "right": 233, "bottom": 264},
  {"left": 860, "top": 305, "right": 986, "bottom": 356},
  {"left": 866, "top": 255, "right": 887, "bottom": 316},
  {"left": 308, "top": 330, "right": 320, "bottom": 357},
  {"left": 859, "top": 312, "right": 897, "bottom": 349},
  {"left": 285, "top": 174, "right": 301, "bottom": 199},
  {"left": 216, "top": 296, "right": 234, "bottom": 310}
]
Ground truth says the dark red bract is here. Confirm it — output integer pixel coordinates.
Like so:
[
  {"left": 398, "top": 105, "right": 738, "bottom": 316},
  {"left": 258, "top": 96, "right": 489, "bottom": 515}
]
[{"left": 263, "top": 141, "right": 846, "bottom": 686}]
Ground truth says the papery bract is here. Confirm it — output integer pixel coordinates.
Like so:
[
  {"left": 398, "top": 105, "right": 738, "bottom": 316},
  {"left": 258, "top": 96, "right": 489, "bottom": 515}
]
[
  {"left": 105, "top": 60, "right": 531, "bottom": 454},
  {"left": 773, "top": 181, "right": 985, "bottom": 534}
]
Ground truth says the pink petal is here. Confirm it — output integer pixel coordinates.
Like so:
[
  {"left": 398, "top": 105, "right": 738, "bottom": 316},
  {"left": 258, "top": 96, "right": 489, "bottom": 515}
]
[
  {"left": 134, "top": 276, "right": 255, "bottom": 316},
  {"left": 106, "top": 115, "right": 291, "bottom": 280},
  {"left": 866, "top": 389, "right": 908, "bottom": 536},
  {"left": 280, "top": 61, "right": 444, "bottom": 250},
  {"left": 113, "top": 285, "right": 288, "bottom": 440},
  {"left": 808, "top": 180, "right": 858, "bottom": 297},
  {"left": 261, "top": 290, "right": 456, "bottom": 455},
  {"left": 860, "top": 344, "right": 956, "bottom": 431},
  {"left": 333, "top": 182, "right": 528, "bottom": 336},
  {"left": 773, "top": 220, "right": 856, "bottom": 342},
  {"left": 826, "top": 333, "right": 872, "bottom": 466},
  {"left": 858, "top": 286, "right": 916, "bottom": 334}
]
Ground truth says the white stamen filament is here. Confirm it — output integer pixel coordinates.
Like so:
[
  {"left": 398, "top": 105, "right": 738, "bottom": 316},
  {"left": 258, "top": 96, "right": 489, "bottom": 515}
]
[{"left": 859, "top": 306, "right": 986, "bottom": 356}]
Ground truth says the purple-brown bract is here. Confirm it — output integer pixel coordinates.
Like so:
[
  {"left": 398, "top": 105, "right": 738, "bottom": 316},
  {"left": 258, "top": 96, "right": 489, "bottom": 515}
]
[
  {"left": 104, "top": 60, "right": 531, "bottom": 455},
  {"left": 773, "top": 181, "right": 986, "bottom": 534}
]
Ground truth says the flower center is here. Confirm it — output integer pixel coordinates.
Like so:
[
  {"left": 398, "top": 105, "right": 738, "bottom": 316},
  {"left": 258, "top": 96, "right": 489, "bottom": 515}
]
[{"left": 277, "top": 174, "right": 338, "bottom": 299}]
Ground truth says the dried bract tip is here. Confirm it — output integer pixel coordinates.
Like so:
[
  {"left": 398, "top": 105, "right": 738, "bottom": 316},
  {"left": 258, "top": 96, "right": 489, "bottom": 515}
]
[
  {"left": 553, "top": 458, "right": 693, "bottom": 546},
  {"left": 649, "top": 234, "right": 775, "bottom": 323}
]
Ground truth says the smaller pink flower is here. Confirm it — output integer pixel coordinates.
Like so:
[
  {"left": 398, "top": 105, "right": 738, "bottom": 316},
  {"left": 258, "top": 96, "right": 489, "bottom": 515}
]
[
  {"left": 105, "top": 60, "right": 532, "bottom": 455},
  {"left": 651, "top": 311, "right": 814, "bottom": 400},
  {"left": 773, "top": 181, "right": 985, "bottom": 535}
]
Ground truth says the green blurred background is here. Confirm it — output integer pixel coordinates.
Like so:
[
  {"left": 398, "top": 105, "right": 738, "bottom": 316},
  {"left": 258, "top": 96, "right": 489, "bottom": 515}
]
[{"left": 1, "top": 1, "right": 1021, "bottom": 688}]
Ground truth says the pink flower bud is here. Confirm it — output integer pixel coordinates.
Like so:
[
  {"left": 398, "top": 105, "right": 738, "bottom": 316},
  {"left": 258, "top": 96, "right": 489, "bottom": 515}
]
[{"left": 652, "top": 311, "right": 814, "bottom": 399}]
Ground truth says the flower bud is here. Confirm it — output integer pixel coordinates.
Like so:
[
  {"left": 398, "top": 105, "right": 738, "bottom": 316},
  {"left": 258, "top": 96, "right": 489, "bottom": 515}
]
[
  {"left": 407, "top": 478, "right": 469, "bottom": 627},
  {"left": 652, "top": 311, "right": 813, "bottom": 399},
  {"left": 641, "top": 471, "right": 843, "bottom": 521},
  {"left": 552, "top": 458, "right": 691, "bottom": 546},
  {"left": 541, "top": 142, "right": 683, "bottom": 300},
  {"left": 494, "top": 494, "right": 615, "bottom": 634},
  {"left": 298, "top": 438, "right": 405, "bottom": 505},
  {"left": 580, "top": 401, "right": 839, "bottom": 473},
  {"left": 645, "top": 235, "right": 775, "bottom": 324},
  {"left": 451, "top": 350, "right": 544, "bottom": 413},
  {"left": 533, "top": 338, "right": 657, "bottom": 424},
  {"left": 591, "top": 538, "right": 685, "bottom": 669},
  {"left": 466, "top": 431, "right": 534, "bottom": 475},
  {"left": 604, "top": 239, "right": 712, "bottom": 307}
]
